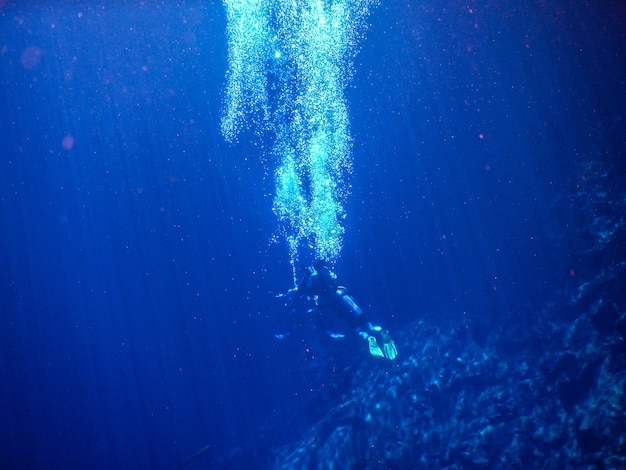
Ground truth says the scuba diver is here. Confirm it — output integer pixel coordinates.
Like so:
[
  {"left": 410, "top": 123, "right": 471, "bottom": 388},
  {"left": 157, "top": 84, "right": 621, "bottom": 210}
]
[{"left": 275, "top": 260, "right": 398, "bottom": 360}]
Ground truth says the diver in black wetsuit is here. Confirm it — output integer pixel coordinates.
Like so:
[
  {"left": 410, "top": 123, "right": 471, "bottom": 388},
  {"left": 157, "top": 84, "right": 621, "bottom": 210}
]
[{"left": 275, "top": 260, "right": 398, "bottom": 360}]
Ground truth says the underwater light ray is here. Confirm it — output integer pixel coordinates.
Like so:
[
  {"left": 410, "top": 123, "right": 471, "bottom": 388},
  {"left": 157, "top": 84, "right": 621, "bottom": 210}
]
[{"left": 222, "top": 0, "right": 378, "bottom": 268}]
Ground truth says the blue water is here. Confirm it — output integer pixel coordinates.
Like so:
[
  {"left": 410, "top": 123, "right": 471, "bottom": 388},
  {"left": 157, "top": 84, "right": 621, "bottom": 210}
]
[{"left": 1, "top": 1, "right": 624, "bottom": 469}]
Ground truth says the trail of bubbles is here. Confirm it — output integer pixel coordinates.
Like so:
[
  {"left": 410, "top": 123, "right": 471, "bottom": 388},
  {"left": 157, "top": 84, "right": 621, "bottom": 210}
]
[
  {"left": 222, "top": 0, "right": 378, "bottom": 265},
  {"left": 221, "top": 0, "right": 272, "bottom": 141}
]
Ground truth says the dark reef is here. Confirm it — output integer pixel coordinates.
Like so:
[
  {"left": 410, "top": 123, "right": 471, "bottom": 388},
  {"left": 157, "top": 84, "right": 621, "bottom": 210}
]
[{"left": 269, "top": 161, "right": 626, "bottom": 469}]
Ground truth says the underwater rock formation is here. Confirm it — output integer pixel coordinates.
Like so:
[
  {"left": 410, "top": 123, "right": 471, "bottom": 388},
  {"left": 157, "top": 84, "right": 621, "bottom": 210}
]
[{"left": 270, "top": 161, "right": 626, "bottom": 469}]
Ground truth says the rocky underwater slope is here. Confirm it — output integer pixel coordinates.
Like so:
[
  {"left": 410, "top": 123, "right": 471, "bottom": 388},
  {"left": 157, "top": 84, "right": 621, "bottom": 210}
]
[{"left": 271, "top": 162, "right": 626, "bottom": 469}]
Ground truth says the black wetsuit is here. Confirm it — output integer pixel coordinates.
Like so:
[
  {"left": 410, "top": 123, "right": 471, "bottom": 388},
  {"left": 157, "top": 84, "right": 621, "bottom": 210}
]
[{"left": 292, "top": 262, "right": 369, "bottom": 334}]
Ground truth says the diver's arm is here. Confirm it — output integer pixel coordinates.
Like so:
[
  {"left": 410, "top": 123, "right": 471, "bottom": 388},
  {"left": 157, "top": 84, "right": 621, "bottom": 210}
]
[{"left": 335, "top": 286, "right": 363, "bottom": 316}]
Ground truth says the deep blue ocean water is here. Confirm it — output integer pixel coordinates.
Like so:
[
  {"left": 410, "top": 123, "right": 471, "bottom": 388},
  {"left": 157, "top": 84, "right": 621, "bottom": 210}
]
[{"left": 1, "top": 1, "right": 625, "bottom": 469}]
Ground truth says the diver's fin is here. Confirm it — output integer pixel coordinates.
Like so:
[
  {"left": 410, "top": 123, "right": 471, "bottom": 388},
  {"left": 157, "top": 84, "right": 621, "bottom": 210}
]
[
  {"left": 382, "top": 331, "right": 398, "bottom": 360},
  {"left": 367, "top": 336, "right": 385, "bottom": 358}
]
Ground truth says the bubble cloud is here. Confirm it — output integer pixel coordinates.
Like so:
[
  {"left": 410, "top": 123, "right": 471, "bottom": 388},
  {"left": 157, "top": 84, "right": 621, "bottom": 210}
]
[{"left": 222, "top": 0, "right": 378, "bottom": 266}]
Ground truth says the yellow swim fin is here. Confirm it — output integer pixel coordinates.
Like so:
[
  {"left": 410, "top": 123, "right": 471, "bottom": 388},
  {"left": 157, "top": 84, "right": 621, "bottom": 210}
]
[
  {"left": 382, "top": 331, "right": 398, "bottom": 360},
  {"left": 367, "top": 336, "right": 385, "bottom": 358}
]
